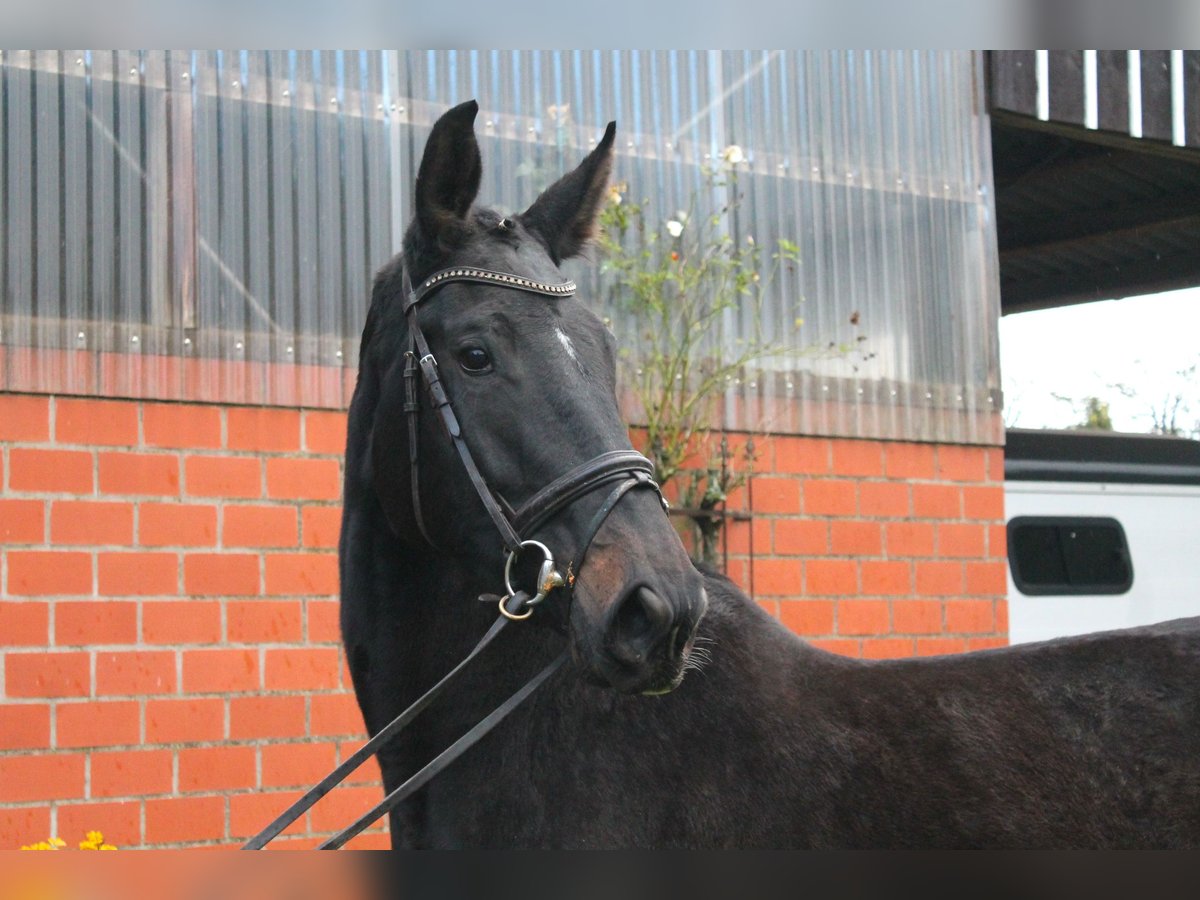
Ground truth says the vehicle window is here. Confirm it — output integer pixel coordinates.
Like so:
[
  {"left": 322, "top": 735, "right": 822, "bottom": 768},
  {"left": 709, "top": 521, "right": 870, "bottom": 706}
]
[{"left": 1008, "top": 516, "right": 1133, "bottom": 595}]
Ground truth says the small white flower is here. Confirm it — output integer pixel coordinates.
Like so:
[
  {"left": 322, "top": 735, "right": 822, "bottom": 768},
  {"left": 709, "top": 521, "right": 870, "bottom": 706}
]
[
  {"left": 607, "top": 184, "right": 623, "bottom": 205},
  {"left": 722, "top": 144, "right": 745, "bottom": 164},
  {"left": 666, "top": 219, "right": 684, "bottom": 238}
]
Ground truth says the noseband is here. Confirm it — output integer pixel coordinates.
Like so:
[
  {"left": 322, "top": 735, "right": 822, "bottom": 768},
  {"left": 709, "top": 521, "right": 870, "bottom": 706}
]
[
  {"left": 399, "top": 262, "right": 666, "bottom": 618},
  {"left": 244, "top": 259, "right": 667, "bottom": 850}
]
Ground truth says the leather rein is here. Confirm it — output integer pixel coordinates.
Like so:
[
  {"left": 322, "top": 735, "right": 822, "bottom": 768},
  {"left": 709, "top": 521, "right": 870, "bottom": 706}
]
[{"left": 243, "top": 261, "right": 665, "bottom": 849}]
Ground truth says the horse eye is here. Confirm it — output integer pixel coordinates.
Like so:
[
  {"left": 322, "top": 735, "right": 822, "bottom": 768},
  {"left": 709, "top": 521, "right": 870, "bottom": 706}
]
[{"left": 457, "top": 346, "right": 492, "bottom": 372}]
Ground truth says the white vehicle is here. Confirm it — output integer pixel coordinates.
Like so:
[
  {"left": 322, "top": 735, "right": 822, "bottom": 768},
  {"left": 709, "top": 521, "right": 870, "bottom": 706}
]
[{"left": 1004, "top": 429, "right": 1200, "bottom": 645}]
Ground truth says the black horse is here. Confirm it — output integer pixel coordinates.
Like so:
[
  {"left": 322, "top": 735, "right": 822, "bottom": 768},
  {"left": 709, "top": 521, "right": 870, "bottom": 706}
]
[{"left": 340, "top": 100, "right": 1200, "bottom": 848}]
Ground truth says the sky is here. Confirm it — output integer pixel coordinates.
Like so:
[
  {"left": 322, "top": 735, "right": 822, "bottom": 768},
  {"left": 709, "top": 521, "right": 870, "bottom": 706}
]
[{"left": 999, "top": 285, "right": 1200, "bottom": 436}]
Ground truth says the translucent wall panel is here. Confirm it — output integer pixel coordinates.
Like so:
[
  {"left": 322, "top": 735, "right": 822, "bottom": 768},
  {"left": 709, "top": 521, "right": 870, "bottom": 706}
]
[{"left": 0, "top": 50, "right": 1001, "bottom": 443}]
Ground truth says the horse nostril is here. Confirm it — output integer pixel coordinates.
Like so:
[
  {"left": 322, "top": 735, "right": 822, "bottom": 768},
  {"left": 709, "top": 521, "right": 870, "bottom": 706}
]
[{"left": 609, "top": 585, "right": 674, "bottom": 663}]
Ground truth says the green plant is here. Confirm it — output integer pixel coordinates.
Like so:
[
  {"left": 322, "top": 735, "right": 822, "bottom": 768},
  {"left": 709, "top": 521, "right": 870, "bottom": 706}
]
[{"left": 598, "top": 160, "right": 865, "bottom": 564}]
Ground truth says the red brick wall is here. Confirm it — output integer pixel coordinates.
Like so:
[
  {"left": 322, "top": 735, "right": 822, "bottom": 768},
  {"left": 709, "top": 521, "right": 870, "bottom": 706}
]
[
  {"left": 0, "top": 392, "right": 1007, "bottom": 849},
  {"left": 0, "top": 393, "right": 386, "bottom": 849},
  {"left": 720, "top": 435, "right": 1007, "bottom": 659}
]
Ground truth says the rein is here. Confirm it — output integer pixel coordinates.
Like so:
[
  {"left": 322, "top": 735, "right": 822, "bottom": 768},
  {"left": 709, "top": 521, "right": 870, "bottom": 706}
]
[{"left": 243, "top": 261, "right": 665, "bottom": 850}]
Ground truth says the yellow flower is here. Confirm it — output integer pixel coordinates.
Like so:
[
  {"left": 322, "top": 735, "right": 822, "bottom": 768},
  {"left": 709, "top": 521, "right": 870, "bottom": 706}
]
[
  {"left": 48, "top": 837, "right": 66, "bottom": 848},
  {"left": 86, "top": 830, "right": 104, "bottom": 844}
]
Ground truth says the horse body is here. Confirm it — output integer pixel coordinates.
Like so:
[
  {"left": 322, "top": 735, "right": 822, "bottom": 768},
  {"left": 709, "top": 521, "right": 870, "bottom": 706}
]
[{"left": 339, "top": 100, "right": 1200, "bottom": 849}]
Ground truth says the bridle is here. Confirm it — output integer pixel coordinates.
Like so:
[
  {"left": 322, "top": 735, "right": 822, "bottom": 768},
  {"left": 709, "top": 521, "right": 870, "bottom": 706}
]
[{"left": 243, "top": 258, "right": 666, "bottom": 849}]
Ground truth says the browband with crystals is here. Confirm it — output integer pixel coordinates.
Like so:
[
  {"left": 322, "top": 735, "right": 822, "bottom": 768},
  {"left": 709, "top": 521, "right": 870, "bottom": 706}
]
[{"left": 405, "top": 266, "right": 577, "bottom": 311}]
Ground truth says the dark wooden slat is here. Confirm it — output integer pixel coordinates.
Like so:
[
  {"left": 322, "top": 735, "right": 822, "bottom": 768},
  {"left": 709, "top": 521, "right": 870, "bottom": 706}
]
[
  {"left": 988, "top": 51, "right": 1037, "bottom": 116},
  {"left": 1048, "top": 51, "right": 1084, "bottom": 126},
  {"left": 1186, "top": 51, "right": 1200, "bottom": 148},
  {"left": 1140, "top": 50, "right": 1173, "bottom": 142},
  {"left": 1096, "top": 51, "right": 1129, "bottom": 134}
]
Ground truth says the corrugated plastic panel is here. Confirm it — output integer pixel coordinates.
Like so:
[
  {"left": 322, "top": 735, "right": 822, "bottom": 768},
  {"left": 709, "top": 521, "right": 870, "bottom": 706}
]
[{"left": 0, "top": 50, "right": 1001, "bottom": 443}]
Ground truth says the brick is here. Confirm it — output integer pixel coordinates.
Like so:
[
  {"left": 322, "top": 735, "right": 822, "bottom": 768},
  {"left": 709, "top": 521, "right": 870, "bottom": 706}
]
[
  {"left": 773, "top": 519, "right": 827, "bottom": 555},
  {"left": 986, "top": 448, "right": 1005, "bottom": 483},
  {"left": 0, "top": 601, "right": 49, "bottom": 645},
  {"left": 266, "top": 458, "right": 340, "bottom": 501},
  {"left": 145, "top": 698, "right": 225, "bottom": 744},
  {"left": 230, "top": 790, "right": 306, "bottom": 839},
  {"left": 830, "top": 521, "right": 882, "bottom": 556},
  {"left": 0, "top": 499, "right": 44, "bottom": 543},
  {"left": 143, "top": 402, "right": 223, "bottom": 449},
  {"left": 861, "top": 638, "right": 915, "bottom": 659},
  {"left": 8, "top": 448, "right": 93, "bottom": 493},
  {"left": 56, "top": 600, "right": 138, "bottom": 646},
  {"left": 861, "top": 560, "right": 911, "bottom": 596},
  {"left": 301, "top": 506, "right": 342, "bottom": 549},
  {"left": 224, "top": 505, "right": 299, "bottom": 548},
  {"left": 179, "top": 745, "right": 257, "bottom": 793},
  {"left": 309, "top": 785, "right": 385, "bottom": 833},
  {"left": 184, "top": 552, "right": 260, "bottom": 596},
  {"left": 344, "top": 832, "right": 391, "bottom": 849},
  {"left": 183, "top": 648, "right": 260, "bottom": 694},
  {"left": 264, "top": 552, "right": 338, "bottom": 596},
  {"left": 837, "top": 599, "right": 890, "bottom": 635},
  {"left": 917, "top": 637, "right": 969, "bottom": 656},
  {"left": 0, "top": 753, "right": 85, "bottom": 802},
  {"left": 722, "top": 518, "right": 771, "bottom": 557},
  {"left": 185, "top": 455, "right": 262, "bottom": 498},
  {"left": 937, "top": 445, "right": 987, "bottom": 482},
  {"left": 145, "top": 795, "right": 226, "bottom": 844},
  {"left": 227, "top": 600, "right": 303, "bottom": 643},
  {"left": 98, "top": 552, "right": 178, "bottom": 596},
  {"left": 0, "top": 393, "right": 50, "bottom": 440},
  {"left": 5, "top": 651, "right": 90, "bottom": 697},
  {"left": 96, "top": 650, "right": 176, "bottom": 695},
  {"left": 57, "top": 801, "right": 141, "bottom": 848},
  {"left": 967, "top": 636, "right": 1008, "bottom": 652},
  {"left": 304, "top": 411, "right": 348, "bottom": 454},
  {"left": 885, "top": 442, "right": 936, "bottom": 479},
  {"left": 56, "top": 700, "right": 141, "bottom": 749},
  {"left": 996, "top": 598, "right": 1009, "bottom": 634},
  {"left": 142, "top": 600, "right": 222, "bottom": 644},
  {"left": 0, "top": 703, "right": 51, "bottom": 749},
  {"left": 808, "top": 638, "right": 860, "bottom": 657},
  {"left": 308, "top": 600, "right": 341, "bottom": 643},
  {"left": 964, "top": 485, "right": 1005, "bottom": 521},
  {"left": 230, "top": 695, "right": 306, "bottom": 740},
  {"left": 831, "top": 439, "right": 883, "bottom": 477},
  {"left": 913, "top": 484, "right": 961, "bottom": 519},
  {"left": 892, "top": 599, "right": 943, "bottom": 634},
  {"left": 0, "top": 806, "right": 51, "bottom": 848},
  {"left": 945, "top": 599, "right": 995, "bottom": 634},
  {"left": 988, "top": 524, "right": 1008, "bottom": 559},
  {"left": 752, "top": 558, "right": 802, "bottom": 597},
  {"left": 6, "top": 550, "right": 91, "bottom": 596},
  {"left": 311, "top": 692, "right": 367, "bottom": 737},
  {"left": 56, "top": 397, "right": 138, "bottom": 446},
  {"left": 858, "top": 482, "right": 909, "bottom": 518},
  {"left": 779, "top": 599, "right": 835, "bottom": 636},
  {"left": 938, "top": 523, "right": 986, "bottom": 558},
  {"left": 99, "top": 451, "right": 181, "bottom": 496},
  {"left": 92, "top": 748, "right": 174, "bottom": 797},
  {"left": 806, "top": 559, "right": 857, "bottom": 596},
  {"left": 50, "top": 500, "right": 134, "bottom": 545},
  {"left": 803, "top": 479, "right": 856, "bottom": 516},
  {"left": 886, "top": 521, "right": 935, "bottom": 557},
  {"left": 262, "top": 741, "right": 340, "bottom": 788},
  {"left": 265, "top": 647, "right": 340, "bottom": 691},
  {"left": 139, "top": 503, "right": 218, "bottom": 547},
  {"left": 746, "top": 476, "right": 801, "bottom": 514},
  {"left": 773, "top": 436, "right": 829, "bottom": 474},
  {"left": 227, "top": 407, "right": 301, "bottom": 453},
  {"left": 916, "top": 561, "right": 964, "bottom": 597}
]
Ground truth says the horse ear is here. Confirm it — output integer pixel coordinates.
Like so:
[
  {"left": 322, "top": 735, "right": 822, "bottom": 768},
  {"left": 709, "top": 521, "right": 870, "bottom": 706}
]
[
  {"left": 519, "top": 122, "right": 616, "bottom": 263},
  {"left": 414, "top": 100, "right": 483, "bottom": 247}
]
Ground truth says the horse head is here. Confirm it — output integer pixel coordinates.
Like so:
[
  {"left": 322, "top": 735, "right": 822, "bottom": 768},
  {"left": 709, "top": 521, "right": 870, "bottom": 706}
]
[{"left": 358, "top": 100, "right": 708, "bottom": 695}]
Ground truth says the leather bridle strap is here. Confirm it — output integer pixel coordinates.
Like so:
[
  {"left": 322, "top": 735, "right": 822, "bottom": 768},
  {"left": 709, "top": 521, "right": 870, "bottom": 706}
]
[
  {"left": 399, "top": 264, "right": 579, "bottom": 555},
  {"left": 511, "top": 450, "right": 659, "bottom": 537}
]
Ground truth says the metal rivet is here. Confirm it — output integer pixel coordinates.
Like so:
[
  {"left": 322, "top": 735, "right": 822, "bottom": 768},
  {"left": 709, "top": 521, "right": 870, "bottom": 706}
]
[{"left": 131, "top": 335, "right": 140, "bottom": 344}]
